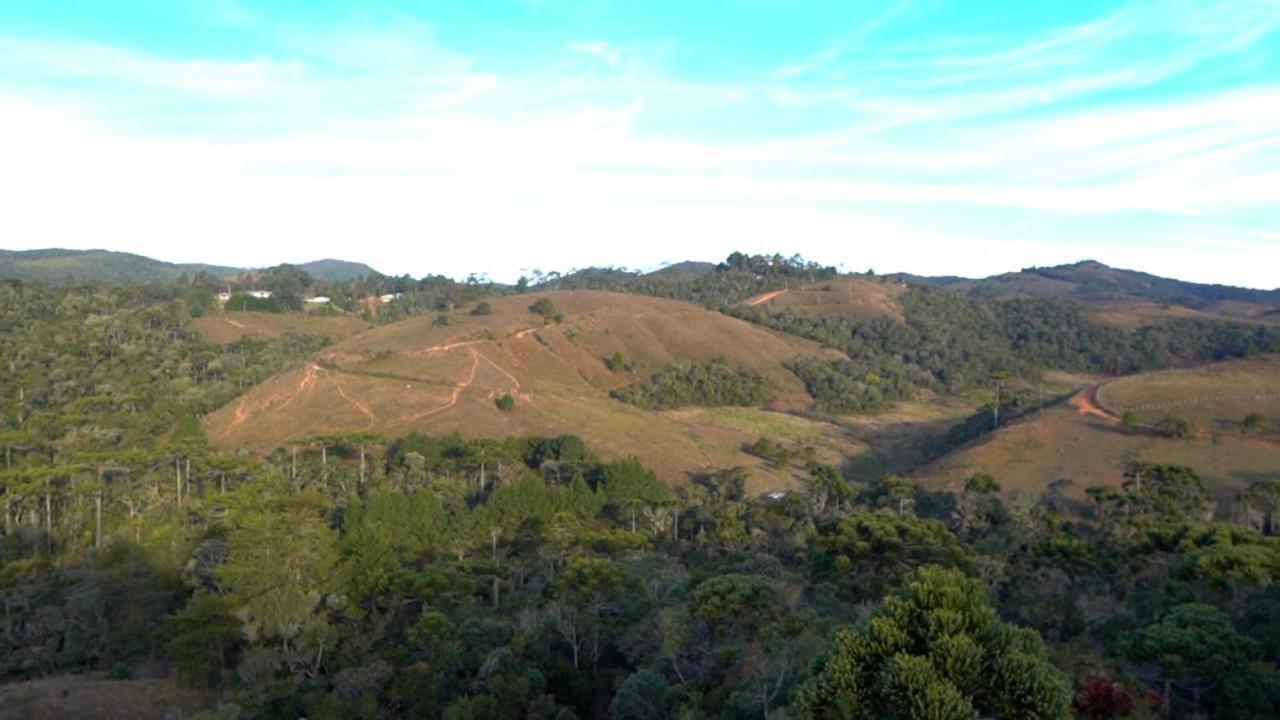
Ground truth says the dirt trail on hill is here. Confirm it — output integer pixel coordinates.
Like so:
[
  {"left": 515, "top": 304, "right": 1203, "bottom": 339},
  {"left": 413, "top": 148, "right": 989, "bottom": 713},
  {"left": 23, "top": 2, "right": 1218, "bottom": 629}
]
[
  {"left": 226, "top": 318, "right": 249, "bottom": 330},
  {"left": 745, "top": 289, "right": 788, "bottom": 306},
  {"left": 409, "top": 350, "right": 481, "bottom": 421},
  {"left": 222, "top": 363, "right": 321, "bottom": 436},
  {"left": 1070, "top": 384, "right": 1119, "bottom": 422},
  {"left": 326, "top": 370, "right": 376, "bottom": 427}
]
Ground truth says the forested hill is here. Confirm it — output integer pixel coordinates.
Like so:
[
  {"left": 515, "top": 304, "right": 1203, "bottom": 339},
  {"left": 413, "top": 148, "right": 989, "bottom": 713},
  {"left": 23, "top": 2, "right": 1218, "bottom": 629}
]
[
  {"left": 0, "top": 249, "right": 242, "bottom": 285},
  {"left": 935, "top": 260, "right": 1280, "bottom": 308},
  {"left": 0, "top": 249, "right": 378, "bottom": 285}
]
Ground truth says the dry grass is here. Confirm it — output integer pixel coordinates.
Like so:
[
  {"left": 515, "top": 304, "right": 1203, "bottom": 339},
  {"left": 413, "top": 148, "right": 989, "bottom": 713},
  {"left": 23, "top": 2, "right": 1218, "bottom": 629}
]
[
  {"left": 1098, "top": 356, "right": 1280, "bottom": 428},
  {"left": 0, "top": 675, "right": 214, "bottom": 720},
  {"left": 915, "top": 360, "right": 1280, "bottom": 508},
  {"left": 191, "top": 311, "right": 372, "bottom": 344},
  {"left": 205, "top": 291, "right": 865, "bottom": 487}
]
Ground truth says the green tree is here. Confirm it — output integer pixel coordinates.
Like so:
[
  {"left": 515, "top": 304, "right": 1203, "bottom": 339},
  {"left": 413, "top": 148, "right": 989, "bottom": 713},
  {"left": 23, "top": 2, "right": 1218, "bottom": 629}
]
[
  {"left": 1121, "top": 603, "right": 1259, "bottom": 716},
  {"left": 797, "top": 566, "right": 1070, "bottom": 720},
  {"left": 159, "top": 592, "right": 243, "bottom": 687}
]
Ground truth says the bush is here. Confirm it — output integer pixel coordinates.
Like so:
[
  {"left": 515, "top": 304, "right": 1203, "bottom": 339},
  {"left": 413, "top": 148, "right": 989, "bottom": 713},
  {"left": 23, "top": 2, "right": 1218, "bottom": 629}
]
[
  {"left": 432, "top": 313, "right": 450, "bottom": 326},
  {"left": 470, "top": 302, "right": 492, "bottom": 316},
  {"left": 1244, "top": 413, "right": 1268, "bottom": 432},
  {"left": 604, "top": 351, "right": 629, "bottom": 372},
  {"left": 1158, "top": 415, "right": 1193, "bottom": 438},
  {"left": 105, "top": 662, "right": 134, "bottom": 680},
  {"left": 495, "top": 393, "right": 516, "bottom": 412},
  {"left": 1120, "top": 410, "right": 1140, "bottom": 434},
  {"left": 528, "top": 298, "right": 557, "bottom": 320}
]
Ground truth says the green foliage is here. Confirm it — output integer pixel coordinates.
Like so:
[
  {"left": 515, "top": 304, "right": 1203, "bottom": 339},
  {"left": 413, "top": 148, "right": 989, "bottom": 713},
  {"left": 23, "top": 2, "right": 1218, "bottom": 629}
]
[
  {"left": 470, "top": 301, "right": 493, "bottom": 316},
  {"left": 798, "top": 566, "right": 1071, "bottom": 720},
  {"left": 734, "top": 288, "right": 1280, "bottom": 414},
  {"left": 604, "top": 351, "right": 629, "bottom": 372},
  {"left": 528, "top": 297, "right": 558, "bottom": 320},
  {"left": 1158, "top": 414, "right": 1194, "bottom": 438},
  {"left": 495, "top": 393, "right": 516, "bottom": 412},
  {"left": 159, "top": 593, "right": 242, "bottom": 687},
  {"left": 1243, "top": 412, "right": 1267, "bottom": 432},
  {"left": 1121, "top": 604, "right": 1258, "bottom": 715},
  {"left": 611, "top": 361, "right": 771, "bottom": 409}
]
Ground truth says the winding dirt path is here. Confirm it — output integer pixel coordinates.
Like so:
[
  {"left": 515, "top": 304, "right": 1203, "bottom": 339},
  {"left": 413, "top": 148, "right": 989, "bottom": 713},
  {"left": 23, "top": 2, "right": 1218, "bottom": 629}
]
[
  {"left": 326, "top": 370, "right": 376, "bottom": 427},
  {"left": 222, "top": 363, "right": 321, "bottom": 436},
  {"left": 408, "top": 349, "right": 481, "bottom": 421}
]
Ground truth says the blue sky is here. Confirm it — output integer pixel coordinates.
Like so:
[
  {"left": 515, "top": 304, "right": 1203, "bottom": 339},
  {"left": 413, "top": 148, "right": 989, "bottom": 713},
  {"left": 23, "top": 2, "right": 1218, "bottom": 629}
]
[{"left": 1, "top": 1, "right": 1277, "bottom": 286}]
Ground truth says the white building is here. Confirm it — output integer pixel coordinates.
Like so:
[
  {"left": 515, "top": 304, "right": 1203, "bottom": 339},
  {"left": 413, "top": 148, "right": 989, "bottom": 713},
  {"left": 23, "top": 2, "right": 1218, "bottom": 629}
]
[
  {"left": 305, "top": 296, "right": 331, "bottom": 304},
  {"left": 248, "top": 290, "right": 273, "bottom": 299}
]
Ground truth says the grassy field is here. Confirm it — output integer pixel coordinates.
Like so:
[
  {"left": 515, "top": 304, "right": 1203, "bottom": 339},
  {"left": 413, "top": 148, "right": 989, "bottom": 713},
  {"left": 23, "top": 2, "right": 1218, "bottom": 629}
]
[
  {"left": 1098, "top": 356, "right": 1280, "bottom": 429},
  {"left": 205, "top": 291, "right": 863, "bottom": 488},
  {"left": 0, "top": 675, "right": 213, "bottom": 720},
  {"left": 915, "top": 359, "right": 1280, "bottom": 510},
  {"left": 191, "top": 311, "right": 372, "bottom": 344}
]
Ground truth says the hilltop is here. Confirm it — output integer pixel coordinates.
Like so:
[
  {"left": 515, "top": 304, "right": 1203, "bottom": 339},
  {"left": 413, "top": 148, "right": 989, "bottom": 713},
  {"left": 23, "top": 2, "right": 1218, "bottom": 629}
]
[
  {"left": 0, "top": 248, "right": 379, "bottom": 284},
  {"left": 937, "top": 260, "right": 1280, "bottom": 325},
  {"left": 204, "top": 290, "right": 859, "bottom": 488},
  {"left": 0, "top": 249, "right": 241, "bottom": 284}
]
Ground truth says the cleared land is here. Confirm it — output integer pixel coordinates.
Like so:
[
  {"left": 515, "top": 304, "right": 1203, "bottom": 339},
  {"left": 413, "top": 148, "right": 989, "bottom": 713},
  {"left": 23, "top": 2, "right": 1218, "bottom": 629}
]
[
  {"left": 205, "top": 291, "right": 858, "bottom": 488},
  {"left": 1098, "top": 356, "right": 1280, "bottom": 429},
  {"left": 916, "top": 357, "right": 1280, "bottom": 507},
  {"left": 192, "top": 311, "right": 372, "bottom": 344}
]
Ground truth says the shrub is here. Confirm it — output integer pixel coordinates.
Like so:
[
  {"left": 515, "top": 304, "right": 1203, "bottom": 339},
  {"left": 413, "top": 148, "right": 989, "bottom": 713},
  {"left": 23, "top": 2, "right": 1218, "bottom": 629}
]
[
  {"left": 528, "top": 298, "right": 557, "bottom": 320},
  {"left": 1158, "top": 415, "right": 1193, "bottom": 438},
  {"left": 470, "top": 302, "right": 492, "bottom": 316},
  {"left": 495, "top": 393, "right": 516, "bottom": 412}
]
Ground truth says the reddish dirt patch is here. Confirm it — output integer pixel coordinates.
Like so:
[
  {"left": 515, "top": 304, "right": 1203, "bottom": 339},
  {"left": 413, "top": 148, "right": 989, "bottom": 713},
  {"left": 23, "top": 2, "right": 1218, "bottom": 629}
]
[
  {"left": 744, "top": 289, "right": 788, "bottom": 306},
  {"left": 1070, "top": 385, "right": 1119, "bottom": 422}
]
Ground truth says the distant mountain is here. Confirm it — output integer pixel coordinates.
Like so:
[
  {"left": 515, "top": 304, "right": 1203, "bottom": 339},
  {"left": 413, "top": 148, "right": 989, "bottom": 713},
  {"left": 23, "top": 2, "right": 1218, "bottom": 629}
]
[
  {"left": 958, "top": 260, "right": 1280, "bottom": 308},
  {"left": 0, "top": 249, "right": 381, "bottom": 285},
  {"left": 295, "top": 259, "right": 379, "bottom": 282},
  {"left": 0, "top": 249, "right": 241, "bottom": 285}
]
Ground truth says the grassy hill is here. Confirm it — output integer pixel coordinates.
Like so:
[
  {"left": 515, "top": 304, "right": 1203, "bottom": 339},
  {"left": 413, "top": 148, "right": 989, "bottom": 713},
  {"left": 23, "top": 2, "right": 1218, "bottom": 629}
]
[
  {"left": 204, "top": 291, "right": 859, "bottom": 489},
  {"left": 915, "top": 355, "right": 1280, "bottom": 507}
]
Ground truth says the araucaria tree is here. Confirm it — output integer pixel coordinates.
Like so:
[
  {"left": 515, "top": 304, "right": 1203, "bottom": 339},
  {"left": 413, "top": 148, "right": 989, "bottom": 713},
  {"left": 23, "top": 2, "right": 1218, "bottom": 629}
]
[{"left": 798, "top": 566, "right": 1071, "bottom": 719}]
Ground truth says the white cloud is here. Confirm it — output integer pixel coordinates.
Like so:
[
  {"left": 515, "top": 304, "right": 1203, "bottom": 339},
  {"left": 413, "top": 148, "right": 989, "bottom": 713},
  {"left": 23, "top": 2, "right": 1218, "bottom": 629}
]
[{"left": 1, "top": 4, "right": 1278, "bottom": 289}]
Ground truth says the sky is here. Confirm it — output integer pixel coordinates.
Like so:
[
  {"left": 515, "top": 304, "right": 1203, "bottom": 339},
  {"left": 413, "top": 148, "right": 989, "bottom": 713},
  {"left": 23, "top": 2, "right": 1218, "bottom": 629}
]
[{"left": 1, "top": 1, "right": 1278, "bottom": 287}]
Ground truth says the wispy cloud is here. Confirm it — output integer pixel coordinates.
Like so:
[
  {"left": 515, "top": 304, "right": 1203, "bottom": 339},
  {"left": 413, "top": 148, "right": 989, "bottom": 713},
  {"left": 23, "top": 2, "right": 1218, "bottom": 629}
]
[{"left": 0, "top": 1, "right": 1277, "bottom": 287}]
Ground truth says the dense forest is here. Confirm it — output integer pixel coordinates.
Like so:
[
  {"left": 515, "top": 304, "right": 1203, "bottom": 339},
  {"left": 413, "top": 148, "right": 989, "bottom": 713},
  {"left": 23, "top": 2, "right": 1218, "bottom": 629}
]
[
  {"left": 2, "top": 258, "right": 1280, "bottom": 718},
  {"left": 734, "top": 291, "right": 1280, "bottom": 413}
]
